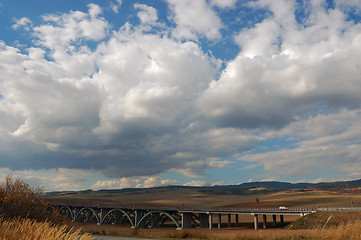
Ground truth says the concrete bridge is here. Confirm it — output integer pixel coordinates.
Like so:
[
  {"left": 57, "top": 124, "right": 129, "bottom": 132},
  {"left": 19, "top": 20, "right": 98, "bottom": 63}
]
[{"left": 53, "top": 205, "right": 316, "bottom": 230}]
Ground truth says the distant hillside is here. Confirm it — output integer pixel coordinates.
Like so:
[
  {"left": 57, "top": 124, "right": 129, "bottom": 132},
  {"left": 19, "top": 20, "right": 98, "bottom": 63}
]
[{"left": 46, "top": 179, "right": 361, "bottom": 197}]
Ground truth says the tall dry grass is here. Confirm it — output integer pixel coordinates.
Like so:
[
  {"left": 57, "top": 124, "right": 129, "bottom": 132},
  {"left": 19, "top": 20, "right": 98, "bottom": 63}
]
[
  {"left": 0, "top": 175, "right": 93, "bottom": 239},
  {"left": 0, "top": 218, "right": 93, "bottom": 240},
  {"left": 320, "top": 220, "right": 361, "bottom": 240}
]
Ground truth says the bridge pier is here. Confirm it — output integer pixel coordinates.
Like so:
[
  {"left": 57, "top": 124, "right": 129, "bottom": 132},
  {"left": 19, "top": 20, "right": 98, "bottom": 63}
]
[
  {"left": 228, "top": 214, "right": 231, "bottom": 228},
  {"left": 134, "top": 210, "right": 145, "bottom": 228},
  {"left": 209, "top": 214, "right": 213, "bottom": 230},
  {"left": 263, "top": 215, "right": 267, "bottom": 229},
  {"left": 182, "top": 213, "right": 192, "bottom": 228},
  {"left": 218, "top": 214, "right": 221, "bottom": 229},
  {"left": 72, "top": 207, "right": 78, "bottom": 222},
  {"left": 272, "top": 214, "right": 277, "bottom": 227},
  {"left": 253, "top": 214, "right": 258, "bottom": 230},
  {"left": 280, "top": 215, "right": 284, "bottom": 226},
  {"left": 199, "top": 213, "right": 208, "bottom": 228},
  {"left": 235, "top": 214, "right": 239, "bottom": 227},
  {"left": 96, "top": 208, "right": 103, "bottom": 225}
]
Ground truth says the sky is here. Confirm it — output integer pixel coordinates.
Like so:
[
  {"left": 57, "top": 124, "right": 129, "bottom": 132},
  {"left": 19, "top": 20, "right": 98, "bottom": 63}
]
[{"left": 0, "top": 0, "right": 361, "bottom": 191}]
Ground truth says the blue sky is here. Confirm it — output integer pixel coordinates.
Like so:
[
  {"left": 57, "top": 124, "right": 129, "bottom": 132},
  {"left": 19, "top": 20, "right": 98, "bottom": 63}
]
[{"left": 1, "top": 0, "right": 361, "bottom": 191}]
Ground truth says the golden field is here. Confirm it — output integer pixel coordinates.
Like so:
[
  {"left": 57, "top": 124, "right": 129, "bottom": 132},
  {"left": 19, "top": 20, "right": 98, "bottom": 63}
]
[{"left": 46, "top": 187, "right": 361, "bottom": 209}]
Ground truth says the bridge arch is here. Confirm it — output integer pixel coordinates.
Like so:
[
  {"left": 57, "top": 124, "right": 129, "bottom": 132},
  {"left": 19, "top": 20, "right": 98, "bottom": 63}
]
[
  {"left": 100, "top": 208, "right": 134, "bottom": 226},
  {"left": 136, "top": 211, "right": 180, "bottom": 228},
  {"left": 74, "top": 207, "right": 100, "bottom": 223},
  {"left": 57, "top": 206, "right": 74, "bottom": 220}
]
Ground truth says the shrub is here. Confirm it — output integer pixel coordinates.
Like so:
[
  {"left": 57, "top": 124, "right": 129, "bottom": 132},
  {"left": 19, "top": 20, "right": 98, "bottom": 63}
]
[{"left": 0, "top": 175, "right": 56, "bottom": 221}]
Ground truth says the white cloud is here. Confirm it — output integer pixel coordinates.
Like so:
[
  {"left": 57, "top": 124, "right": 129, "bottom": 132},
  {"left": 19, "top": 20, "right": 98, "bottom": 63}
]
[
  {"left": 92, "top": 178, "right": 141, "bottom": 190},
  {"left": 12, "top": 17, "right": 32, "bottom": 31},
  {"left": 207, "top": 159, "right": 233, "bottom": 168},
  {"left": 183, "top": 180, "right": 222, "bottom": 187},
  {"left": 166, "top": 0, "right": 223, "bottom": 40},
  {"left": 211, "top": 181, "right": 224, "bottom": 186},
  {"left": 240, "top": 110, "right": 361, "bottom": 177},
  {"left": 210, "top": 0, "right": 237, "bottom": 9},
  {"left": 142, "top": 177, "right": 179, "bottom": 188},
  {"left": 3, "top": 8, "right": 258, "bottom": 180},
  {"left": 0, "top": 168, "right": 92, "bottom": 191},
  {"left": 335, "top": 0, "right": 361, "bottom": 12},
  {"left": 111, "top": 0, "right": 122, "bottom": 14},
  {"left": 170, "top": 160, "right": 208, "bottom": 178},
  {"left": 134, "top": 4, "right": 158, "bottom": 26},
  {"left": 183, "top": 180, "right": 209, "bottom": 187},
  {"left": 34, "top": 4, "right": 109, "bottom": 50},
  {"left": 199, "top": 2, "right": 361, "bottom": 129},
  {"left": 91, "top": 176, "right": 179, "bottom": 190}
]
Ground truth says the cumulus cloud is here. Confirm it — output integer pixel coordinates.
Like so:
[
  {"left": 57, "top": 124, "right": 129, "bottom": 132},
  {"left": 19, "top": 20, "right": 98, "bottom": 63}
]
[
  {"left": 111, "top": 0, "right": 122, "bottom": 14},
  {"left": 240, "top": 109, "right": 361, "bottom": 177},
  {"left": 92, "top": 178, "right": 141, "bottom": 189},
  {"left": 1, "top": 1, "right": 361, "bottom": 190},
  {"left": 134, "top": 4, "right": 158, "bottom": 26},
  {"left": 182, "top": 180, "right": 223, "bottom": 187},
  {"left": 12, "top": 17, "right": 32, "bottom": 31},
  {"left": 2, "top": 3, "right": 258, "bottom": 181},
  {"left": 34, "top": 4, "right": 109, "bottom": 50},
  {"left": 199, "top": 1, "right": 361, "bottom": 130},
  {"left": 195, "top": 1, "right": 361, "bottom": 182},
  {"left": 142, "top": 177, "right": 179, "bottom": 188},
  {"left": 166, "top": 0, "right": 223, "bottom": 40},
  {"left": 0, "top": 168, "right": 92, "bottom": 191},
  {"left": 91, "top": 176, "right": 179, "bottom": 190},
  {"left": 210, "top": 0, "right": 237, "bottom": 9},
  {"left": 183, "top": 180, "right": 209, "bottom": 187}
]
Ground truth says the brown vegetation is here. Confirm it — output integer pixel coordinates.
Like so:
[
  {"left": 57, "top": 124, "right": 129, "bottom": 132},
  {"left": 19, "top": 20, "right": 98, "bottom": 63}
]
[
  {"left": 0, "top": 175, "right": 55, "bottom": 221},
  {"left": 0, "top": 175, "right": 93, "bottom": 239},
  {"left": 0, "top": 218, "right": 92, "bottom": 240},
  {"left": 289, "top": 211, "right": 361, "bottom": 230},
  {"left": 69, "top": 221, "right": 361, "bottom": 240}
]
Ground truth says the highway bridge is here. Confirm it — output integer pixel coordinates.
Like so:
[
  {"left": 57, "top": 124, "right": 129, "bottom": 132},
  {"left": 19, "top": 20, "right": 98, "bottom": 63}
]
[{"left": 53, "top": 205, "right": 316, "bottom": 230}]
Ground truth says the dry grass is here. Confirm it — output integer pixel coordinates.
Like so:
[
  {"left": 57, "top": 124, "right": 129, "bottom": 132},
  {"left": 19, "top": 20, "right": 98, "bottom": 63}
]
[
  {"left": 68, "top": 219, "right": 361, "bottom": 240},
  {"left": 320, "top": 220, "right": 361, "bottom": 240},
  {"left": 0, "top": 218, "right": 93, "bottom": 240},
  {"left": 289, "top": 211, "right": 361, "bottom": 230},
  {"left": 0, "top": 175, "right": 91, "bottom": 239}
]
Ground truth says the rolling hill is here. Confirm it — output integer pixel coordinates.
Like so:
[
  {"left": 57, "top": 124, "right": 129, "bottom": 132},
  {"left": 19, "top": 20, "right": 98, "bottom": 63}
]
[{"left": 45, "top": 179, "right": 361, "bottom": 208}]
